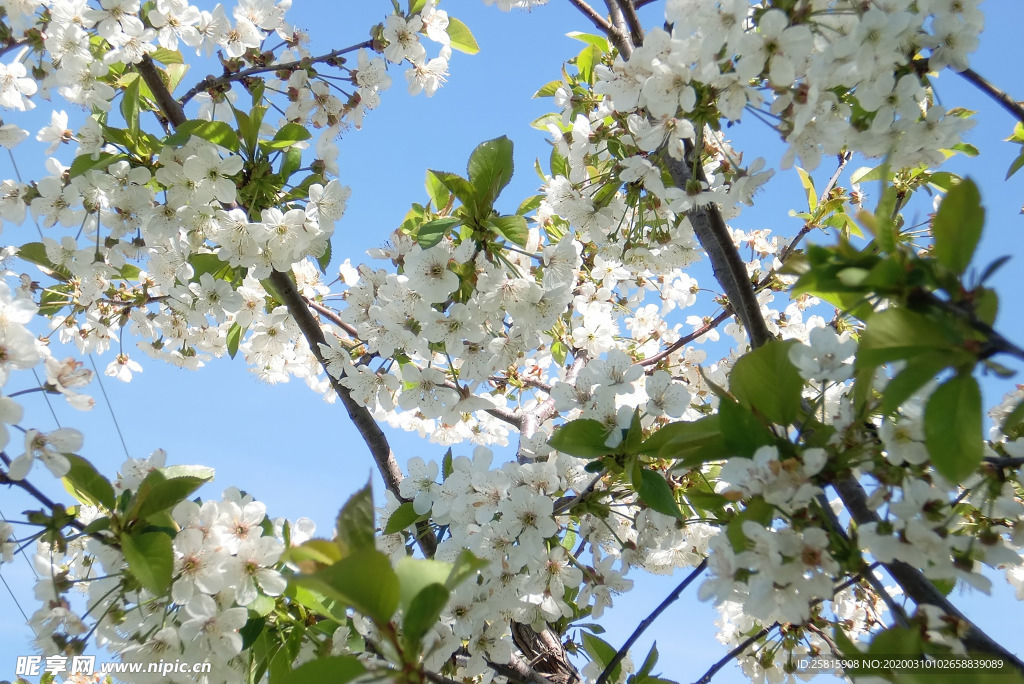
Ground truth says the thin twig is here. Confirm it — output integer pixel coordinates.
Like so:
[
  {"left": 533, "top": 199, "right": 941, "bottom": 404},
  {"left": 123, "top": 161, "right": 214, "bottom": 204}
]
[
  {"left": 958, "top": 67, "right": 1024, "bottom": 125},
  {"left": 553, "top": 471, "right": 605, "bottom": 514},
  {"left": 306, "top": 298, "right": 360, "bottom": 338},
  {"left": 595, "top": 558, "right": 709, "bottom": 684},
  {"left": 639, "top": 308, "right": 732, "bottom": 367},
  {"left": 179, "top": 40, "right": 373, "bottom": 106},
  {"left": 692, "top": 625, "right": 774, "bottom": 684}
]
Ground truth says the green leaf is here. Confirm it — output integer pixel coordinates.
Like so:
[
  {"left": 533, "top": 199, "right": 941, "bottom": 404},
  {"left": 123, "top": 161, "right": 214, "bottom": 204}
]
[
  {"left": 729, "top": 339, "right": 803, "bottom": 425},
  {"left": 418, "top": 217, "right": 460, "bottom": 248},
  {"left": 316, "top": 238, "right": 332, "bottom": 274},
  {"left": 575, "top": 44, "right": 601, "bottom": 84},
  {"left": 581, "top": 633, "right": 620, "bottom": 683},
  {"left": 637, "top": 470, "right": 683, "bottom": 520},
  {"left": 725, "top": 497, "right": 774, "bottom": 552},
  {"left": 384, "top": 501, "right": 421, "bottom": 535},
  {"left": 294, "top": 549, "right": 399, "bottom": 624},
  {"left": 856, "top": 309, "right": 959, "bottom": 369},
  {"left": 335, "top": 481, "right": 375, "bottom": 553},
  {"left": 446, "top": 549, "right": 488, "bottom": 590},
  {"left": 533, "top": 80, "right": 564, "bottom": 98},
  {"left": 226, "top": 322, "right": 242, "bottom": 359},
  {"left": 61, "top": 454, "right": 115, "bottom": 510},
  {"left": 277, "top": 656, "right": 365, "bottom": 684},
  {"left": 121, "top": 531, "right": 173, "bottom": 595},
  {"left": 932, "top": 177, "right": 984, "bottom": 275},
  {"left": 548, "top": 419, "right": 613, "bottom": 458},
  {"left": 640, "top": 415, "right": 726, "bottom": 466},
  {"left": 878, "top": 351, "right": 956, "bottom": 415},
  {"left": 17, "top": 242, "right": 71, "bottom": 281},
  {"left": 263, "top": 122, "right": 311, "bottom": 150},
  {"left": 425, "top": 169, "right": 451, "bottom": 210},
  {"left": 795, "top": 166, "right": 817, "bottom": 211},
  {"left": 487, "top": 214, "right": 529, "bottom": 247},
  {"left": 718, "top": 399, "right": 775, "bottom": 458},
  {"left": 447, "top": 17, "right": 479, "bottom": 54},
  {"left": 127, "top": 470, "right": 211, "bottom": 522},
  {"left": 1001, "top": 399, "right": 1024, "bottom": 438},
  {"left": 566, "top": 31, "right": 609, "bottom": 52},
  {"left": 149, "top": 47, "right": 184, "bottom": 65},
  {"left": 925, "top": 372, "right": 983, "bottom": 483},
  {"left": 637, "top": 643, "right": 659, "bottom": 680},
  {"left": 396, "top": 557, "right": 453, "bottom": 610},
  {"left": 428, "top": 170, "right": 478, "bottom": 209},
  {"left": 281, "top": 146, "right": 302, "bottom": 179},
  {"left": 467, "top": 136, "right": 514, "bottom": 215},
  {"left": 403, "top": 584, "right": 450, "bottom": 650},
  {"left": 69, "top": 152, "right": 130, "bottom": 179},
  {"left": 121, "top": 75, "right": 140, "bottom": 137},
  {"left": 1006, "top": 151, "right": 1024, "bottom": 180},
  {"left": 165, "top": 119, "right": 240, "bottom": 153}
]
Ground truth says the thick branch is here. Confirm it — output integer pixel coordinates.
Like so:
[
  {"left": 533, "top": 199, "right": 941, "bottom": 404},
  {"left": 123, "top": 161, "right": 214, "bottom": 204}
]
[
  {"left": 137, "top": 55, "right": 186, "bottom": 126},
  {"left": 270, "top": 271, "right": 436, "bottom": 557},
  {"left": 602, "top": 0, "right": 635, "bottom": 58},
  {"left": 613, "top": 0, "right": 644, "bottom": 48},
  {"left": 663, "top": 151, "right": 772, "bottom": 349},
  {"left": 834, "top": 476, "right": 1024, "bottom": 670},
  {"left": 596, "top": 559, "right": 708, "bottom": 684},
  {"left": 958, "top": 67, "right": 1024, "bottom": 125}
]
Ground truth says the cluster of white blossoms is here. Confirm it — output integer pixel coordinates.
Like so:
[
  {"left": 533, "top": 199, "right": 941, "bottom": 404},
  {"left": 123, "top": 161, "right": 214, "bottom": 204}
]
[
  {"left": 0, "top": 0, "right": 1022, "bottom": 682},
  {"left": 25, "top": 451, "right": 309, "bottom": 683}
]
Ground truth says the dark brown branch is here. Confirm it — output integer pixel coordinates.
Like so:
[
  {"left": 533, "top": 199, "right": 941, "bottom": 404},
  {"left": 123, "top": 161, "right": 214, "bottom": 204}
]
[
  {"left": 137, "top": 55, "right": 186, "bottom": 126},
  {"left": 602, "top": 0, "right": 635, "bottom": 58},
  {"left": 833, "top": 476, "right": 1024, "bottom": 670},
  {"left": 270, "top": 271, "right": 436, "bottom": 558},
  {"left": 639, "top": 308, "right": 732, "bottom": 367},
  {"left": 517, "top": 352, "right": 588, "bottom": 463},
  {"left": 553, "top": 471, "right": 604, "bottom": 514},
  {"left": 486, "top": 655, "right": 559, "bottom": 684},
  {"left": 692, "top": 625, "right": 774, "bottom": 684},
  {"left": 663, "top": 150, "right": 772, "bottom": 350},
  {"left": 958, "top": 67, "right": 1024, "bottom": 125},
  {"left": 179, "top": 40, "right": 373, "bottom": 106},
  {"left": 595, "top": 558, "right": 709, "bottom": 684},
  {"left": 0, "top": 452, "right": 91, "bottom": 537}
]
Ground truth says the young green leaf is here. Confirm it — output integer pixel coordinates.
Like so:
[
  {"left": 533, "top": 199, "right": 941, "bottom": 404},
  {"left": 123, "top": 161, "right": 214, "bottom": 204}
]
[
  {"left": 277, "top": 656, "right": 365, "bottom": 684},
  {"left": 61, "top": 454, "right": 116, "bottom": 510},
  {"left": 403, "top": 583, "right": 450, "bottom": 651},
  {"left": 548, "top": 419, "right": 613, "bottom": 458},
  {"left": 383, "top": 501, "right": 421, "bottom": 535},
  {"left": 637, "top": 470, "right": 684, "bottom": 520},
  {"left": 121, "top": 531, "right": 173, "bottom": 595},
  {"left": 335, "top": 480, "right": 375, "bottom": 553},
  {"left": 447, "top": 17, "right": 479, "bottom": 54},
  {"left": 226, "top": 322, "right": 242, "bottom": 359},
  {"left": 487, "top": 215, "right": 529, "bottom": 247},
  {"left": 467, "top": 136, "right": 514, "bottom": 214},
  {"left": 729, "top": 339, "right": 803, "bottom": 425},
  {"left": 925, "top": 372, "right": 983, "bottom": 483},
  {"left": 932, "top": 177, "right": 984, "bottom": 274},
  {"left": 294, "top": 549, "right": 400, "bottom": 624},
  {"left": 417, "top": 217, "right": 461, "bottom": 248}
]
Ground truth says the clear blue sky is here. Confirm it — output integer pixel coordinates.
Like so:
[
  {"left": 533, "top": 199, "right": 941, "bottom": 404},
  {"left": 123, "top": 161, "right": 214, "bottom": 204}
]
[{"left": 1, "top": 2, "right": 1023, "bottom": 683}]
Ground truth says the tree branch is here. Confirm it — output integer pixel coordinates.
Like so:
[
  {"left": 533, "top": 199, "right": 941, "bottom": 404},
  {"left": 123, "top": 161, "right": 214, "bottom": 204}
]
[
  {"left": 602, "top": 0, "right": 635, "bottom": 58},
  {"left": 613, "top": 0, "right": 644, "bottom": 48},
  {"left": 833, "top": 476, "right": 1024, "bottom": 670},
  {"left": 692, "top": 625, "right": 774, "bottom": 684},
  {"left": 135, "top": 51, "right": 436, "bottom": 558},
  {"left": 178, "top": 40, "right": 373, "bottom": 107},
  {"left": 306, "top": 298, "right": 360, "bottom": 338},
  {"left": 639, "top": 308, "right": 732, "bottom": 367},
  {"left": 958, "top": 67, "right": 1024, "bottom": 125},
  {"left": 595, "top": 558, "right": 709, "bottom": 684},
  {"left": 518, "top": 352, "right": 588, "bottom": 463},
  {"left": 663, "top": 150, "right": 772, "bottom": 349}
]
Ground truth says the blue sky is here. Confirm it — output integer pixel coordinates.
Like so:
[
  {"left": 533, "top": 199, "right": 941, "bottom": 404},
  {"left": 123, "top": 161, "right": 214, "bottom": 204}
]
[{"left": 2, "top": 1, "right": 1023, "bottom": 682}]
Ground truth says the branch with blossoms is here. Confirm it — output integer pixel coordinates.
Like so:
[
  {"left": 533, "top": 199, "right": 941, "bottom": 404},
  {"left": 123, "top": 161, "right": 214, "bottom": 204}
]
[{"left": 3, "top": 1, "right": 1024, "bottom": 684}]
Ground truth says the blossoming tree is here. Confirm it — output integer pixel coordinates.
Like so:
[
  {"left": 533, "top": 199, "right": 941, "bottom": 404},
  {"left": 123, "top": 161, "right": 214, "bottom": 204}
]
[{"left": 1, "top": 0, "right": 1023, "bottom": 683}]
